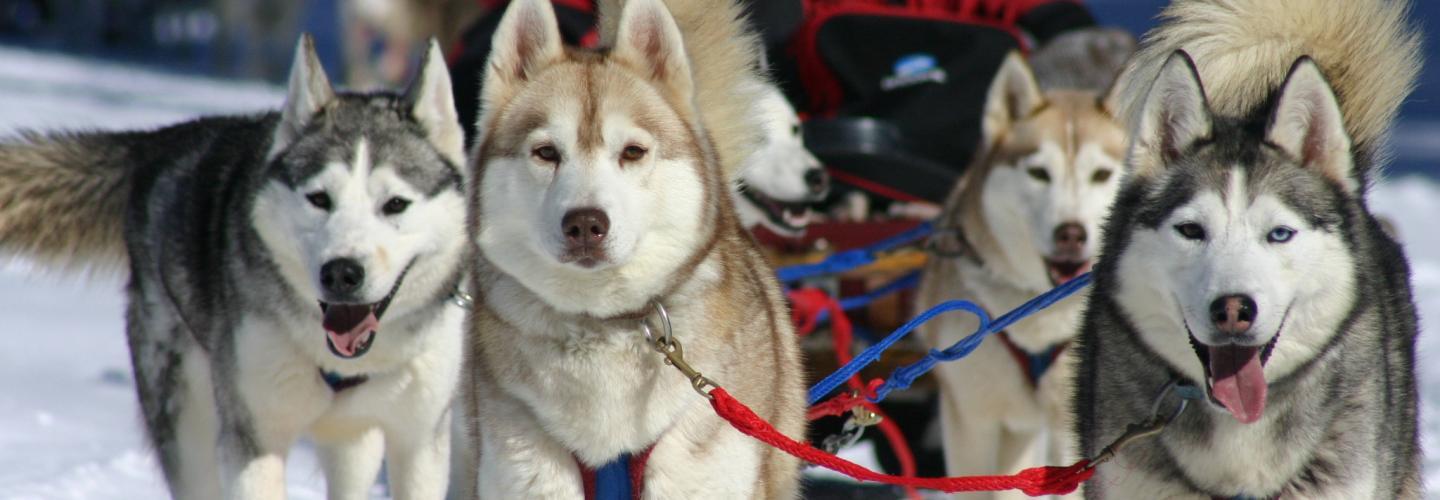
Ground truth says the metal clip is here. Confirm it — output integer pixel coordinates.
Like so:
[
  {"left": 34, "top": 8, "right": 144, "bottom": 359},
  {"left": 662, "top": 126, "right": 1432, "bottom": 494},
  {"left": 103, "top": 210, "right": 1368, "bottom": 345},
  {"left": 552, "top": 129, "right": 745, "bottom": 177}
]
[
  {"left": 849, "top": 393, "right": 883, "bottom": 427},
  {"left": 822, "top": 416, "right": 867, "bottom": 453},
  {"left": 1084, "top": 380, "right": 1191, "bottom": 471},
  {"left": 642, "top": 302, "right": 716, "bottom": 399},
  {"left": 450, "top": 287, "right": 474, "bottom": 308}
]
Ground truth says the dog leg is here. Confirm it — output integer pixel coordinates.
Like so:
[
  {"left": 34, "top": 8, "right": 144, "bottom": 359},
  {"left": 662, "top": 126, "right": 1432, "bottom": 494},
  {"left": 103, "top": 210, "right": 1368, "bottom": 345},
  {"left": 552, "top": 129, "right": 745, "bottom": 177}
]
[
  {"left": 385, "top": 411, "right": 452, "bottom": 500},
  {"left": 315, "top": 426, "right": 385, "bottom": 500},
  {"left": 938, "top": 391, "right": 1003, "bottom": 500},
  {"left": 475, "top": 392, "right": 580, "bottom": 499}
]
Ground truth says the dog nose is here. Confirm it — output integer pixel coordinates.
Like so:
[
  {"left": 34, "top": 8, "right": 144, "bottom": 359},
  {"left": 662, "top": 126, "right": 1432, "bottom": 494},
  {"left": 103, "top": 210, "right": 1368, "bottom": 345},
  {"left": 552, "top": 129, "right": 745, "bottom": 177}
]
[
  {"left": 1210, "top": 294, "right": 1257, "bottom": 335},
  {"left": 562, "top": 208, "right": 610, "bottom": 247},
  {"left": 803, "top": 168, "right": 829, "bottom": 194},
  {"left": 1053, "top": 222, "right": 1087, "bottom": 253},
  {"left": 320, "top": 258, "right": 365, "bottom": 296}
]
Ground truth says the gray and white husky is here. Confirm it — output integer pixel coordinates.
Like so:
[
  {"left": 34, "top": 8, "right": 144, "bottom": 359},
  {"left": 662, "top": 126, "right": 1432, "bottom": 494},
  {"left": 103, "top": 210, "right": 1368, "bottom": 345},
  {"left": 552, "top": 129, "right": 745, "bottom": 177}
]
[
  {"left": 0, "top": 37, "right": 468, "bottom": 499},
  {"left": 1073, "top": 0, "right": 1422, "bottom": 498}
]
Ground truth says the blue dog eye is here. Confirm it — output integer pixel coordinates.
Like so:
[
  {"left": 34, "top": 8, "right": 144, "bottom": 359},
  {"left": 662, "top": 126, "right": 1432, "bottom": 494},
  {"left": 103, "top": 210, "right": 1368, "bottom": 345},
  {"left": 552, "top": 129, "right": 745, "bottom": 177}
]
[{"left": 1267, "top": 226, "right": 1296, "bottom": 243}]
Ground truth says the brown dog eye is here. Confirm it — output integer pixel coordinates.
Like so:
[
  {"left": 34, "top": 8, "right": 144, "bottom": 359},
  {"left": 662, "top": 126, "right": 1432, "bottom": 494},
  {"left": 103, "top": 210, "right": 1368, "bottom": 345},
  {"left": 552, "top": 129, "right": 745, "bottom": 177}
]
[
  {"left": 621, "top": 145, "right": 648, "bottom": 162},
  {"left": 1092, "top": 169, "right": 1113, "bottom": 183},
  {"left": 1027, "top": 167, "right": 1051, "bottom": 183},
  {"left": 532, "top": 145, "right": 560, "bottom": 163},
  {"left": 306, "top": 191, "right": 332, "bottom": 211}
]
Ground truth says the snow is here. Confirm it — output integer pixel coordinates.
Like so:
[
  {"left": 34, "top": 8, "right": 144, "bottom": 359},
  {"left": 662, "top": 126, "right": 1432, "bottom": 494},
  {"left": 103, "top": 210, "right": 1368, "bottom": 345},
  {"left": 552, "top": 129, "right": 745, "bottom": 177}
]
[{"left": 0, "top": 44, "right": 1437, "bottom": 498}]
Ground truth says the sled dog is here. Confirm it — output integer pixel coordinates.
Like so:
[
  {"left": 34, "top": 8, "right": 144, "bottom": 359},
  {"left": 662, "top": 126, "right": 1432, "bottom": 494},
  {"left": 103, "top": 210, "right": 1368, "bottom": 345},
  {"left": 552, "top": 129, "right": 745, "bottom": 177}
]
[
  {"left": 1074, "top": 0, "right": 1422, "bottom": 497},
  {"left": 454, "top": 0, "right": 806, "bottom": 498},
  {"left": 914, "top": 51, "right": 1126, "bottom": 499},
  {"left": 733, "top": 83, "right": 829, "bottom": 237},
  {"left": 0, "top": 37, "right": 468, "bottom": 499}
]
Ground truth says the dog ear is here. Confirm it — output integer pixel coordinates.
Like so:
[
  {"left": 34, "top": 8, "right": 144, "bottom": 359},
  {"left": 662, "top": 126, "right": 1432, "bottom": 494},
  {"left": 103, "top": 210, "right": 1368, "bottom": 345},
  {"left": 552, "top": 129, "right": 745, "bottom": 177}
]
[
  {"left": 406, "top": 39, "right": 466, "bottom": 169},
  {"left": 1130, "top": 51, "right": 1212, "bottom": 177},
  {"left": 272, "top": 34, "right": 335, "bottom": 159},
  {"left": 981, "top": 52, "right": 1044, "bottom": 147},
  {"left": 482, "top": 0, "right": 563, "bottom": 111},
  {"left": 611, "top": 0, "right": 695, "bottom": 104},
  {"left": 1266, "top": 57, "right": 1358, "bottom": 193}
]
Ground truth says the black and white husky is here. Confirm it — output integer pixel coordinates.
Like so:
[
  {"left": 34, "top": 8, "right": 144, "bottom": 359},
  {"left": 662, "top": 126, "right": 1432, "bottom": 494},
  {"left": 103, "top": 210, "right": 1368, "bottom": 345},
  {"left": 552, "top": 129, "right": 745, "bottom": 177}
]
[
  {"left": 0, "top": 37, "right": 468, "bottom": 499},
  {"left": 1073, "top": 0, "right": 1423, "bottom": 498}
]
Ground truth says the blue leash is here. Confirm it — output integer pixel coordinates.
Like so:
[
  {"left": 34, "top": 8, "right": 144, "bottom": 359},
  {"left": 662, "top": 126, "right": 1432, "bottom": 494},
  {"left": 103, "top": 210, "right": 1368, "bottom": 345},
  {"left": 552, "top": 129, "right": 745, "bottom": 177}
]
[
  {"left": 776, "top": 222, "right": 935, "bottom": 282},
  {"left": 807, "top": 273, "right": 1094, "bottom": 405}
]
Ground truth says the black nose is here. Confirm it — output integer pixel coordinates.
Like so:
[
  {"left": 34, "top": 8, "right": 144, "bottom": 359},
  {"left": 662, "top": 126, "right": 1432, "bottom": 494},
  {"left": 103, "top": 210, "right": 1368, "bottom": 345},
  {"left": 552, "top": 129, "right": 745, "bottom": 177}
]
[
  {"left": 803, "top": 168, "right": 829, "bottom": 194},
  {"left": 1209, "top": 294, "right": 1257, "bottom": 335},
  {"left": 1053, "top": 222, "right": 1087, "bottom": 254},
  {"left": 320, "top": 258, "right": 365, "bottom": 296},
  {"left": 562, "top": 208, "right": 610, "bottom": 247}
]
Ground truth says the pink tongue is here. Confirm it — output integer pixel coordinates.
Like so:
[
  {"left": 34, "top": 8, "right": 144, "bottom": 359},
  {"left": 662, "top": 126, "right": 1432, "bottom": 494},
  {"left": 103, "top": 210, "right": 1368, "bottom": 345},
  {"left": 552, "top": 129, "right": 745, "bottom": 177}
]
[
  {"left": 323, "top": 305, "right": 379, "bottom": 357},
  {"left": 1208, "top": 345, "right": 1267, "bottom": 424}
]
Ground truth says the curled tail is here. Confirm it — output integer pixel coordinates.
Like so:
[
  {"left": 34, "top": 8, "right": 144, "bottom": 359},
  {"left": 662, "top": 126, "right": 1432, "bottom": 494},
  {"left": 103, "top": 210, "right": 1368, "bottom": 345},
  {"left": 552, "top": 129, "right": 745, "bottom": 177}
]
[
  {"left": 598, "top": 0, "right": 768, "bottom": 179},
  {"left": 1117, "top": 0, "right": 1421, "bottom": 154},
  {"left": 0, "top": 130, "right": 135, "bottom": 273}
]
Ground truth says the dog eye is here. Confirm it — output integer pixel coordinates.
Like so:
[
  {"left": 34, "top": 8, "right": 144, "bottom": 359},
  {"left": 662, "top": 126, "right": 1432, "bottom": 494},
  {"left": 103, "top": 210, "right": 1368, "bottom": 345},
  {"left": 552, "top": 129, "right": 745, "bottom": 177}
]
[
  {"left": 1174, "top": 222, "right": 1206, "bottom": 241},
  {"left": 1267, "top": 226, "right": 1296, "bottom": 243},
  {"left": 305, "top": 192, "right": 332, "bottom": 211},
  {"left": 791, "top": 124, "right": 801, "bottom": 137},
  {"left": 1027, "top": 167, "right": 1051, "bottom": 183},
  {"left": 621, "top": 145, "right": 648, "bottom": 162},
  {"left": 382, "top": 197, "right": 411, "bottom": 216},
  {"left": 1091, "top": 168, "right": 1113, "bottom": 183},
  {"left": 532, "top": 145, "right": 560, "bottom": 163}
]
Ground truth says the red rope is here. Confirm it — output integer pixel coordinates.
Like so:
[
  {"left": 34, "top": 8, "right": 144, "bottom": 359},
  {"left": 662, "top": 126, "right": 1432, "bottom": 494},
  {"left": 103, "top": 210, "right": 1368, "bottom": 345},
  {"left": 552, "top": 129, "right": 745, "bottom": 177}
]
[
  {"left": 711, "top": 387, "right": 1095, "bottom": 495},
  {"left": 788, "top": 288, "right": 919, "bottom": 499}
]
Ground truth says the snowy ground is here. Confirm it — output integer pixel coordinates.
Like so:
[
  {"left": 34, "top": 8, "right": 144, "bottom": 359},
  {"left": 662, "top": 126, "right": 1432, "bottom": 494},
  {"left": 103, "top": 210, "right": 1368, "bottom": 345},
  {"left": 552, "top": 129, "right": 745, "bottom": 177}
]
[{"left": 0, "top": 45, "right": 1437, "bottom": 499}]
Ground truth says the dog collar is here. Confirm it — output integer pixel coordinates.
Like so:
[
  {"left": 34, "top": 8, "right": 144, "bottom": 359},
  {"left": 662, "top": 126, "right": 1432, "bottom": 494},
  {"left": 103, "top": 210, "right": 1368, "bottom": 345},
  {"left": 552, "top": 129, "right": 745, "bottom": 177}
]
[{"left": 319, "top": 369, "right": 369, "bottom": 392}]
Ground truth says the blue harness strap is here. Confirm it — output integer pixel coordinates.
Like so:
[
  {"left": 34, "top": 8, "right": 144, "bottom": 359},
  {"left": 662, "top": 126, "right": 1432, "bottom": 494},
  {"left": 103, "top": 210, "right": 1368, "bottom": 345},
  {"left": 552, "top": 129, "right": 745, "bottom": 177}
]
[
  {"left": 593, "top": 454, "right": 633, "bottom": 500},
  {"left": 578, "top": 445, "right": 654, "bottom": 500},
  {"left": 994, "top": 331, "right": 1068, "bottom": 388}
]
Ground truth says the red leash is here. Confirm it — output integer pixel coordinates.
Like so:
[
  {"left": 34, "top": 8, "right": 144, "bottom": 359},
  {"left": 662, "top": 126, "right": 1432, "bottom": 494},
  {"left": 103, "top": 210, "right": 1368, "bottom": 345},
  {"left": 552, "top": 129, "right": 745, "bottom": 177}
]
[
  {"left": 789, "top": 288, "right": 921, "bottom": 499},
  {"left": 710, "top": 387, "right": 1095, "bottom": 495}
]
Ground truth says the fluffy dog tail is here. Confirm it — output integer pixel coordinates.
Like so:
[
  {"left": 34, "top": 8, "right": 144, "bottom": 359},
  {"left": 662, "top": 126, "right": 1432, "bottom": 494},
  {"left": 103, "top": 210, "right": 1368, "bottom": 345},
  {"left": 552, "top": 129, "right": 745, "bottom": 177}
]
[
  {"left": 598, "top": 0, "right": 767, "bottom": 178},
  {"left": 0, "top": 130, "right": 137, "bottom": 273},
  {"left": 1116, "top": 0, "right": 1421, "bottom": 154}
]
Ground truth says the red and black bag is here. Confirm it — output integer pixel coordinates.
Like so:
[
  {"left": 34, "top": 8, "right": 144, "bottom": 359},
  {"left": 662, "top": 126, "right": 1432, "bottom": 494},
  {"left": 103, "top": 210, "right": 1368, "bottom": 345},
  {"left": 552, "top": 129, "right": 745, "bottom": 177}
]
[{"left": 775, "top": 0, "right": 1095, "bottom": 203}]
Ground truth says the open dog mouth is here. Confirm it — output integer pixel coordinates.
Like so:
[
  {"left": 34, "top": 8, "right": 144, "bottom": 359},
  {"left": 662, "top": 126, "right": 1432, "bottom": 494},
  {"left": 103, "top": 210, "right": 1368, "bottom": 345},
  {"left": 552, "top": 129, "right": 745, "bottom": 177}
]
[
  {"left": 1184, "top": 312, "right": 1285, "bottom": 424},
  {"left": 739, "top": 184, "right": 815, "bottom": 233},
  {"left": 1044, "top": 258, "right": 1092, "bottom": 285},
  {"left": 316, "top": 262, "right": 413, "bottom": 359}
]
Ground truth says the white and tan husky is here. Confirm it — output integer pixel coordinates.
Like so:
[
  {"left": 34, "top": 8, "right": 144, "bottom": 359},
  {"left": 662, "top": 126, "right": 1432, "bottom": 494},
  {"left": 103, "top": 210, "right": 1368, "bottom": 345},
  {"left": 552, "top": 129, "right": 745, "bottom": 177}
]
[
  {"left": 914, "top": 52, "right": 1126, "bottom": 499},
  {"left": 733, "top": 84, "right": 828, "bottom": 237},
  {"left": 453, "top": 0, "right": 806, "bottom": 498}
]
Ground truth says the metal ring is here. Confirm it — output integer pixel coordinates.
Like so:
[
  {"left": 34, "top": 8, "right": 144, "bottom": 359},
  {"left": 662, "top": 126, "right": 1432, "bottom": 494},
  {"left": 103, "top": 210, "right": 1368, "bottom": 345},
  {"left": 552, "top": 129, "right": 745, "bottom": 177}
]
[{"left": 645, "top": 300, "right": 673, "bottom": 348}]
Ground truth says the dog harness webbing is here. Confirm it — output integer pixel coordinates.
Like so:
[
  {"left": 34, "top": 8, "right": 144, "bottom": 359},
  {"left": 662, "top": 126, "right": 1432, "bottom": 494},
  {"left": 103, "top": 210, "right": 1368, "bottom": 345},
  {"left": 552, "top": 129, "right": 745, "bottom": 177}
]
[
  {"left": 577, "top": 446, "right": 654, "bottom": 500},
  {"left": 995, "top": 331, "right": 1068, "bottom": 388},
  {"left": 319, "top": 369, "right": 368, "bottom": 392}
]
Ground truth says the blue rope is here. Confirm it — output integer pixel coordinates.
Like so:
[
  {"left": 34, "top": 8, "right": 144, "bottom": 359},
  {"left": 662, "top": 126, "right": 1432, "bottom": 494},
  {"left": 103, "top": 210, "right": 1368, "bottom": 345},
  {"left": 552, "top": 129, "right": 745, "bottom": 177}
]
[
  {"left": 807, "top": 273, "right": 1094, "bottom": 405},
  {"left": 776, "top": 222, "right": 934, "bottom": 282}
]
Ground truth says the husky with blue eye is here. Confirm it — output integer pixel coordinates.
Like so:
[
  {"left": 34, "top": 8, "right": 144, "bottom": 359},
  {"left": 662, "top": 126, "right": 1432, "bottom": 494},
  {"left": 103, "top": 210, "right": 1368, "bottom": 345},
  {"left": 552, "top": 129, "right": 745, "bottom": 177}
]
[{"left": 1073, "top": 0, "right": 1422, "bottom": 498}]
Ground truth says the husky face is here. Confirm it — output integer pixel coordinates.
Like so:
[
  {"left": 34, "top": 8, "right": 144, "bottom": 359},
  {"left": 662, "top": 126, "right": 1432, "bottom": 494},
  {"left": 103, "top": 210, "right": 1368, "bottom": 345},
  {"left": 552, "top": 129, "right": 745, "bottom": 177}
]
[
  {"left": 733, "top": 85, "right": 827, "bottom": 236},
  {"left": 968, "top": 54, "right": 1125, "bottom": 290},
  {"left": 254, "top": 40, "right": 466, "bottom": 359},
  {"left": 1111, "top": 52, "right": 1360, "bottom": 424},
  {"left": 473, "top": 0, "right": 721, "bottom": 317}
]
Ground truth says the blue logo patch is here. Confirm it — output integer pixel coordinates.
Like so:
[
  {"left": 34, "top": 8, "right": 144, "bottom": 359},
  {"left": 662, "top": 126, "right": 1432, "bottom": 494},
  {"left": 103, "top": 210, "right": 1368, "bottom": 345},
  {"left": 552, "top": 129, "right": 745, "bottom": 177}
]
[{"left": 882, "top": 53, "right": 947, "bottom": 91}]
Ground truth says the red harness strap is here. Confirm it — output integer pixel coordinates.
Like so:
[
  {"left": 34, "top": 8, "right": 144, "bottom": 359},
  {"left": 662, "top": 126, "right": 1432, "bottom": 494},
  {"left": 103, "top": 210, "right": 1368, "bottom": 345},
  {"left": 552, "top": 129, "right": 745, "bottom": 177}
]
[
  {"left": 576, "top": 446, "right": 655, "bottom": 500},
  {"left": 711, "top": 387, "right": 1094, "bottom": 495}
]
